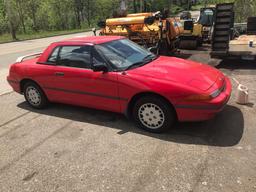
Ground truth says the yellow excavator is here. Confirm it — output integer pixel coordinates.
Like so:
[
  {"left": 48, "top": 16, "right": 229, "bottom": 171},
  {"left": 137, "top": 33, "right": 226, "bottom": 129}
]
[{"left": 97, "top": 11, "right": 183, "bottom": 55}]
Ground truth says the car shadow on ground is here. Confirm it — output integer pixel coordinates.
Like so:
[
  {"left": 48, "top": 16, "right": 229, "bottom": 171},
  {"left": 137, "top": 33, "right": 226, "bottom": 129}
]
[
  {"left": 172, "top": 52, "right": 192, "bottom": 59},
  {"left": 17, "top": 102, "right": 244, "bottom": 147},
  {"left": 216, "top": 59, "right": 256, "bottom": 70}
]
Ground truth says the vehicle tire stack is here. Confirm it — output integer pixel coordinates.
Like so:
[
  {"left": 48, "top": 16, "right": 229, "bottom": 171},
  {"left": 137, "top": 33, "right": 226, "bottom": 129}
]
[
  {"left": 211, "top": 3, "right": 234, "bottom": 55},
  {"left": 247, "top": 17, "right": 256, "bottom": 35}
]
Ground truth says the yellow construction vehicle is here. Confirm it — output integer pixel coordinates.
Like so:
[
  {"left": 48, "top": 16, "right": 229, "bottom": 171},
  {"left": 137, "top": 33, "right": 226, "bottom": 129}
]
[
  {"left": 97, "top": 11, "right": 183, "bottom": 55},
  {"left": 179, "top": 20, "right": 203, "bottom": 49},
  {"left": 198, "top": 6, "right": 216, "bottom": 43},
  {"left": 179, "top": 7, "right": 216, "bottom": 50}
]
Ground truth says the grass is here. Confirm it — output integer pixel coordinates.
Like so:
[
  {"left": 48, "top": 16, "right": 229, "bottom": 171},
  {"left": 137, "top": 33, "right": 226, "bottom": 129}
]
[{"left": 0, "top": 28, "right": 91, "bottom": 44}]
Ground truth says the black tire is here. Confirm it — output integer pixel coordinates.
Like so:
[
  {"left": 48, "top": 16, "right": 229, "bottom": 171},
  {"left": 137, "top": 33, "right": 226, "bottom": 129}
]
[
  {"left": 216, "top": 12, "right": 233, "bottom": 17},
  {"left": 214, "top": 31, "right": 230, "bottom": 36},
  {"left": 24, "top": 81, "right": 48, "bottom": 109},
  {"left": 213, "top": 42, "right": 228, "bottom": 48},
  {"left": 247, "top": 17, "right": 256, "bottom": 23},
  {"left": 132, "top": 96, "right": 175, "bottom": 133},
  {"left": 215, "top": 24, "right": 230, "bottom": 30},
  {"left": 217, "top": 4, "right": 233, "bottom": 11},
  {"left": 214, "top": 36, "right": 230, "bottom": 42},
  {"left": 197, "top": 38, "right": 203, "bottom": 47}
]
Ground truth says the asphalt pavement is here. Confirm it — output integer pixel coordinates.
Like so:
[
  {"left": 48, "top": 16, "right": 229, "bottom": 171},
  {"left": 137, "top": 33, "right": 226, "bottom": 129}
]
[{"left": 0, "top": 33, "right": 256, "bottom": 192}]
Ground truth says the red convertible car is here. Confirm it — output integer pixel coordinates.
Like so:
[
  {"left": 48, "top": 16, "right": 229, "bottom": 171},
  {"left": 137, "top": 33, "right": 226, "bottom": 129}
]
[{"left": 7, "top": 36, "right": 231, "bottom": 133}]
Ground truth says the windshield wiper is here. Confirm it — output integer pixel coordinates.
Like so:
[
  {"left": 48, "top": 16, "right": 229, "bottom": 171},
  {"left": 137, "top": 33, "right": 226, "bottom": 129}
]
[
  {"left": 124, "top": 54, "right": 156, "bottom": 71},
  {"left": 143, "top": 54, "right": 155, "bottom": 61},
  {"left": 124, "top": 61, "right": 145, "bottom": 71}
]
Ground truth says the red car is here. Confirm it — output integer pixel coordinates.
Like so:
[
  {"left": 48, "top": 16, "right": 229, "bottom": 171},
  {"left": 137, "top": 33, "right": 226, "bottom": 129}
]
[{"left": 7, "top": 36, "right": 231, "bottom": 133}]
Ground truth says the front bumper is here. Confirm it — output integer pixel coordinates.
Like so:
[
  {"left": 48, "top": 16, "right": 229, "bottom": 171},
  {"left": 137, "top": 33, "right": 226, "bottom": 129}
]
[{"left": 175, "top": 77, "right": 232, "bottom": 121}]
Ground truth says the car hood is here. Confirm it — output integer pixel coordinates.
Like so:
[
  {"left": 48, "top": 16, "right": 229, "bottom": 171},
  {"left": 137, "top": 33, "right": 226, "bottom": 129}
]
[{"left": 127, "top": 56, "right": 221, "bottom": 91}]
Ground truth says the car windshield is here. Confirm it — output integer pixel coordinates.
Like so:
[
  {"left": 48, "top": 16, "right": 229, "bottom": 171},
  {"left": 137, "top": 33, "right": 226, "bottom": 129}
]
[{"left": 95, "top": 39, "right": 157, "bottom": 70}]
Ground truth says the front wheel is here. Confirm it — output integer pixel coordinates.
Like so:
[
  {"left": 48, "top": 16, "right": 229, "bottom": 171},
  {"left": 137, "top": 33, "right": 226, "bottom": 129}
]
[{"left": 132, "top": 96, "right": 176, "bottom": 133}]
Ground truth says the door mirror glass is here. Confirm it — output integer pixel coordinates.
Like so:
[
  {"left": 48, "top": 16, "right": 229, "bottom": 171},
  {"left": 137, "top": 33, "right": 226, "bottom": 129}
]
[
  {"left": 92, "top": 48, "right": 108, "bottom": 72},
  {"left": 148, "top": 46, "right": 157, "bottom": 54}
]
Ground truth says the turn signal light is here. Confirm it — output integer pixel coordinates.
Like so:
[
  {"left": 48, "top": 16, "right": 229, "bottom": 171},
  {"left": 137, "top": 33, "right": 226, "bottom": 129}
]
[{"left": 184, "top": 94, "right": 213, "bottom": 101}]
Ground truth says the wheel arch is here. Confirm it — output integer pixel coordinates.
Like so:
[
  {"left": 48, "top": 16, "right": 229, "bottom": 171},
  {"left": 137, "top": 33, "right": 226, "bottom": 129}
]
[
  {"left": 126, "top": 91, "right": 177, "bottom": 120},
  {"left": 20, "top": 78, "right": 42, "bottom": 93}
]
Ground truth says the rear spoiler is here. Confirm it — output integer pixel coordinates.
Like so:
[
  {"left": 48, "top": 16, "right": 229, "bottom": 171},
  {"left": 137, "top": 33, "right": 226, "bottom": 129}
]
[{"left": 16, "top": 52, "right": 42, "bottom": 63}]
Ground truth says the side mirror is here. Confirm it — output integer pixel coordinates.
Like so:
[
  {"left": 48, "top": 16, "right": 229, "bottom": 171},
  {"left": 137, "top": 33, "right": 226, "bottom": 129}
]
[
  {"left": 148, "top": 46, "right": 157, "bottom": 54},
  {"left": 93, "top": 62, "right": 108, "bottom": 72},
  {"left": 92, "top": 28, "right": 97, "bottom": 36}
]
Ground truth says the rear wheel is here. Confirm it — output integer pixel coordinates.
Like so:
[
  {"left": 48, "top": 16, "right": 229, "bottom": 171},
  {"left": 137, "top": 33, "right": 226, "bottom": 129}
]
[
  {"left": 24, "top": 82, "right": 48, "bottom": 109},
  {"left": 132, "top": 96, "right": 175, "bottom": 133}
]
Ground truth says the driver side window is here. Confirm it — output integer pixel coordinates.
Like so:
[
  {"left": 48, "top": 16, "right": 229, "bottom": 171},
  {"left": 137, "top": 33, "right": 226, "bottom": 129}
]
[{"left": 57, "top": 45, "right": 92, "bottom": 69}]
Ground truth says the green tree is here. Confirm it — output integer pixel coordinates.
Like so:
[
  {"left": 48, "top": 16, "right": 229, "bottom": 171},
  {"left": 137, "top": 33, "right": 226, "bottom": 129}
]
[
  {"left": 26, "top": 0, "right": 40, "bottom": 31},
  {"left": 0, "top": 0, "right": 256, "bottom": 41},
  {"left": 4, "top": 0, "right": 19, "bottom": 40},
  {"left": 0, "top": 0, "right": 8, "bottom": 35}
]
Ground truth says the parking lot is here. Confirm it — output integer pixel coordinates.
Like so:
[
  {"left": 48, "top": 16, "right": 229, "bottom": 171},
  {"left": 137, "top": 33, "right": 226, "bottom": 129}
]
[{"left": 0, "top": 34, "right": 256, "bottom": 192}]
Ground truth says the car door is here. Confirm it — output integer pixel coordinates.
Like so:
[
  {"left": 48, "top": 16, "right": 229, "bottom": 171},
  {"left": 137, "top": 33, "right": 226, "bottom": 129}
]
[
  {"left": 30, "top": 46, "right": 61, "bottom": 96},
  {"left": 47, "top": 45, "right": 121, "bottom": 113}
]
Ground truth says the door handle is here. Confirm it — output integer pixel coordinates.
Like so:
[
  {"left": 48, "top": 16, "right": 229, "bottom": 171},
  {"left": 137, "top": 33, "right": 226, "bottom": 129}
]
[{"left": 55, "top": 72, "right": 64, "bottom": 76}]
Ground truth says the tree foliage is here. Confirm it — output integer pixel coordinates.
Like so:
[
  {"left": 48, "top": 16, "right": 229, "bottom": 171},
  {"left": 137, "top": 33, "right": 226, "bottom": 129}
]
[
  {"left": 199, "top": 0, "right": 256, "bottom": 22},
  {"left": 0, "top": 0, "right": 255, "bottom": 39}
]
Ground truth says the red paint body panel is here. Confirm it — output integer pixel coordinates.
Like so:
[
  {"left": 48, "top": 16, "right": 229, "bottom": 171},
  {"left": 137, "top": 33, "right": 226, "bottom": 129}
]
[
  {"left": 7, "top": 36, "right": 232, "bottom": 122},
  {"left": 175, "top": 77, "right": 232, "bottom": 121},
  {"left": 44, "top": 67, "right": 120, "bottom": 112}
]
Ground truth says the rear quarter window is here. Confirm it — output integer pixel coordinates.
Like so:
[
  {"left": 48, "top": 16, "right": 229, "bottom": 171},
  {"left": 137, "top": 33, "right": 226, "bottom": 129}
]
[{"left": 47, "top": 47, "right": 60, "bottom": 64}]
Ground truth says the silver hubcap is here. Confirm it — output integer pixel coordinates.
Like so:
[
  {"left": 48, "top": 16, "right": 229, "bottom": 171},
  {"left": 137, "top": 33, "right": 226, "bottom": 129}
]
[
  {"left": 26, "top": 86, "right": 41, "bottom": 106},
  {"left": 138, "top": 103, "right": 165, "bottom": 129}
]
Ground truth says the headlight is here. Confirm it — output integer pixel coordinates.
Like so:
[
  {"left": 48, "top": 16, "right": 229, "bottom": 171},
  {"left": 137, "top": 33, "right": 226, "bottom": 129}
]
[
  {"left": 210, "top": 89, "right": 221, "bottom": 98},
  {"left": 211, "top": 80, "right": 226, "bottom": 98},
  {"left": 184, "top": 81, "right": 226, "bottom": 101}
]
